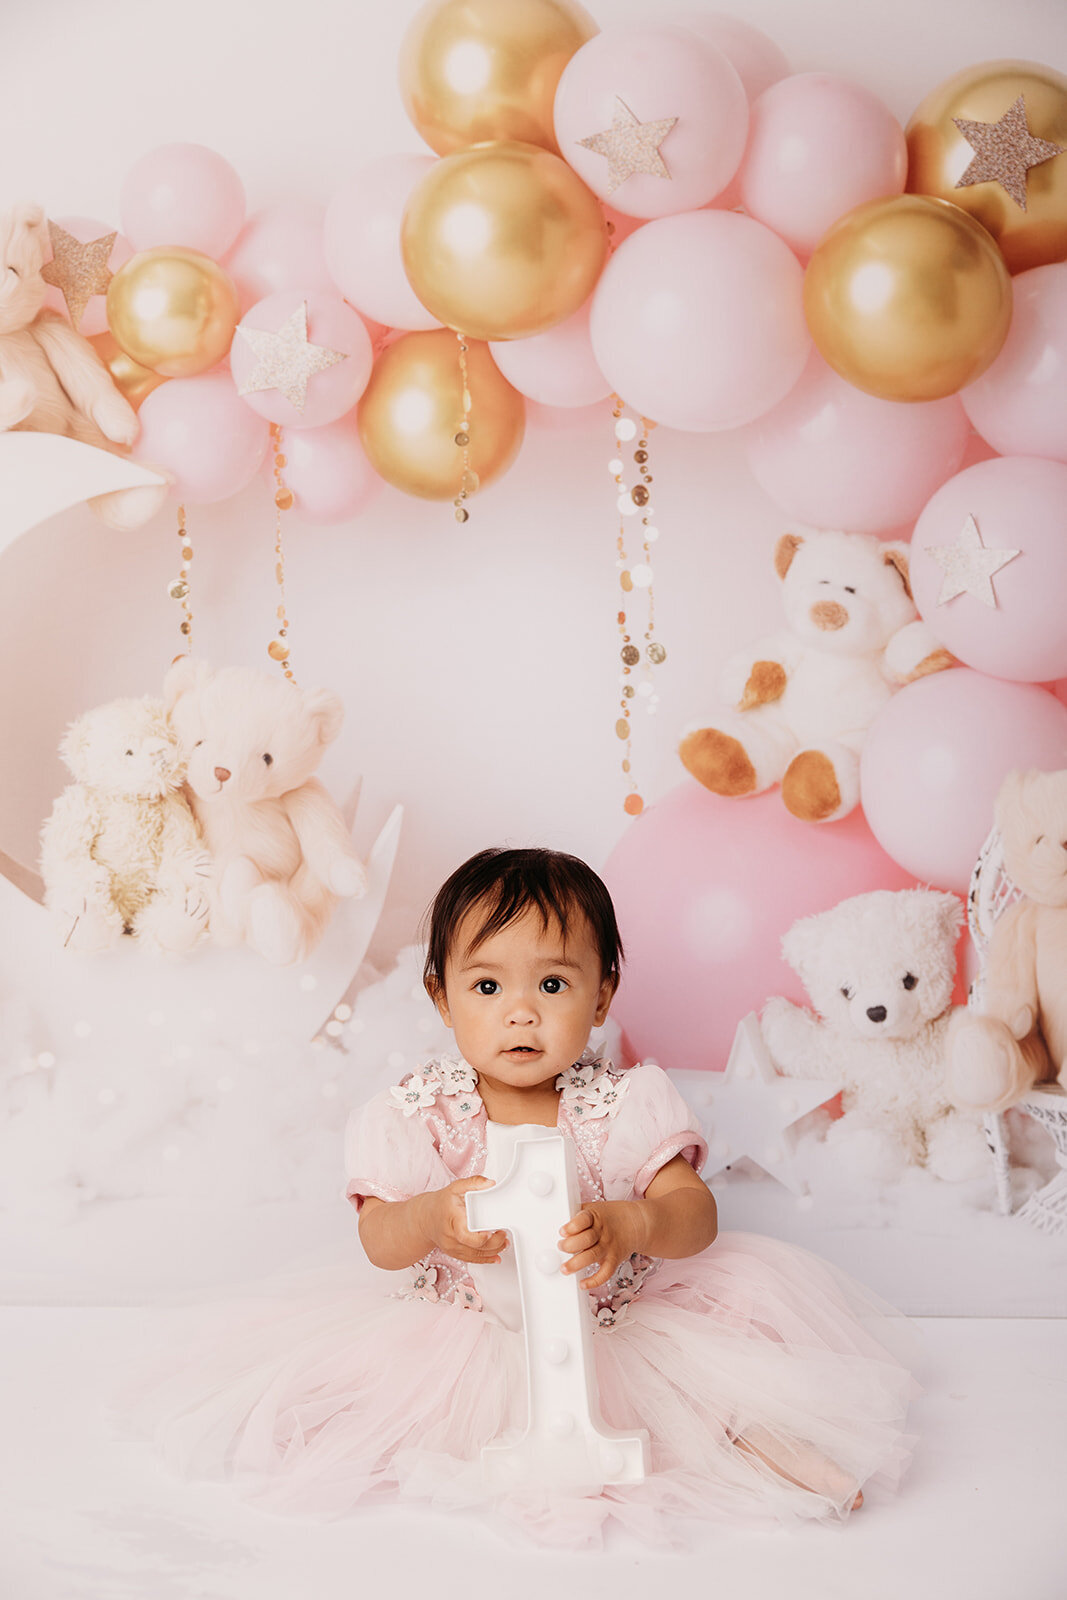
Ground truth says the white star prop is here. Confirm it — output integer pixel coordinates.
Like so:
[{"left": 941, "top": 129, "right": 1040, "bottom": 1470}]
[
  {"left": 670, "top": 1014, "right": 843, "bottom": 1197},
  {"left": 925, "top": 513, "right": 1020, "bottom": 608},
  {"left": 236, "top": 302, "right": 347, "bottom": 413},
  {"left": 578, "top": 97, "right": 678, "bottom": 195}
]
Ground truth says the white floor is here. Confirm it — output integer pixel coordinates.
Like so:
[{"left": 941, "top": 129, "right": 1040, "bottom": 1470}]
[{"left": 2, "top": 1307, "right": 1064, "bottom": 1600}]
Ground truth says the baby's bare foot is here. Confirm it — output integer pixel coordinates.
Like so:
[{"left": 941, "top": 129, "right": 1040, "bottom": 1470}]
[{"left": 732, "top": 1430, "right": 864, "bottom": 1510}]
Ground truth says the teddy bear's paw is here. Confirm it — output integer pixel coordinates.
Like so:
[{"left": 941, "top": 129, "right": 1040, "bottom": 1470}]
[
  {"left": 781, "top": 750, "right": 854, "bottom": 823},
  {"left": 248, "top": 887, "right": 304, "bottom": 966},
  {"left": 760, "top": 999, "right": 813, "bottom": 1067},
  {"left": 0, "top": 376, "right": 38, "bottom": 429},
  {"left": 134, "top": 896, "right": 206, "bottom": 954},
  {"left": 924, "top": 1117, "right": 991, "bottom": 1184},
  {"left": 679, "top": 728, "right": 757, "bottom": 796},
  {"left": 89, "top": 483, "right": 169, "bottom": 532},
  {"left": 91, "top": 394, "right": 139, "bottom": 447},
  {"left": 946, "top": 1018, "right": 1024, "bottom": 1112},
  {"left": 328, "top": 855, "right": 367, "bottom": 899},
  {"left": 59, "top": 900, "right": 121, "bottom": 954},
  {"left": 824, "top": 1119, "right": 909, "bottom": 1183}
]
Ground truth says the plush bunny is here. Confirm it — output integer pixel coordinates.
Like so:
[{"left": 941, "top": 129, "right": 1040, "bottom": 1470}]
[
  {"left": 39, "top": 697, "right": 210, "bottom": 954},
  {"left": 0, "top": 203, "right": 166, "bottom": 530},
  {"left": 164, "top": 658, "right": 367, "bottom": 966}
]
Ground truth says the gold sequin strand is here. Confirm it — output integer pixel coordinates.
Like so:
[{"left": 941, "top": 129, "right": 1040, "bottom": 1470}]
[
  {"left": 168, "top": 504, "right": 194, "bottom": 651},
  {"left": 609, "top": 400, "right": 666, "bottom": 818},
  {"left": 453, "top": 332, "right": 477, "bottom": 523},
  {"left": 268, "top": 423, "right": 297, "bottom": 684}
]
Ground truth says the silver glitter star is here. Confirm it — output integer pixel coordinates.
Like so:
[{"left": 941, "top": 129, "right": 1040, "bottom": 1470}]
[
  {"left": 953, "top": 95, "right": 1064, "bottom": 212},
  {"left": 578, "top": 97, "right": 678, "bottom": 196},
  {"left": 925, "top": 513, "right": 1020, "bottom": 608},
  {"left": 236, "top": 302, "right": 347, "bottom": 413},
  {"left": 40, "top": 220, "right": 116, "bottom": 331}
]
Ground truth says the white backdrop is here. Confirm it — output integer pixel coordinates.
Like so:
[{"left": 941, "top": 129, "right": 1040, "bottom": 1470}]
[{"left": 1, "top": 0, "right": 1065, "bottom": 963}]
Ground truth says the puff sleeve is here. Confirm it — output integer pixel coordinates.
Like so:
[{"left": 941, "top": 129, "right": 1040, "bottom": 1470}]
[
  {"left": 343, "top": 1088, "right": 450, "bottom": 1212},
  {"left": 600, "top": 1062, "right": 708, "bottom": 1201}
]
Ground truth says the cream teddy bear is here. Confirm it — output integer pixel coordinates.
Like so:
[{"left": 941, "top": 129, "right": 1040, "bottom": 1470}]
[
  {"left": 0, "top": 203, "right": 167, "bottom": 531},
  {"left": 39, "top": 697, "right": 210, "bottom": 953},
  {"left": 946, "top": 768, "right": 1067, "bottom": 1114},
  {"left": 164, "top": 658, "right": 367, "bottom": 966},
  {"left": 679, "top": 530, "right": 953, "bottom": 822},
  {"left": 761, "top": 888, "right": 989, "bottom": 1183}
]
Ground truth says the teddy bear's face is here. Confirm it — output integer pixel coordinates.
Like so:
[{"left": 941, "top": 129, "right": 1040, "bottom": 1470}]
[
  {"left": 166, "top": 663, "right": 343, "bottom": 804},
  {"left": 60, "top": 698, "right": 184, "bottom": 800},
  {"left": 782, "top": 888, "right": 962, "bottom": 1042},
  {"left": 997, "top": 768, "right": 1067, "bottom": 908},
  {"left": 0, "top": 206, "right": 46, "bottom": 335},
  {"left": 777, "top": 530, "right": 916, "bottom": 658}
]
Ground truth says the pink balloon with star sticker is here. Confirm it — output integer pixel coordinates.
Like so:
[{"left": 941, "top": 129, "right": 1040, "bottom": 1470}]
[{"left": 231, "top": 290, "right": 373, "bottom": 430}]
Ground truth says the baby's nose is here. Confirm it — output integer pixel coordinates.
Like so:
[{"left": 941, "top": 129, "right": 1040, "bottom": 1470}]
[{"left": 866, "top": 1005, "right": 887, "bottom": 1024}]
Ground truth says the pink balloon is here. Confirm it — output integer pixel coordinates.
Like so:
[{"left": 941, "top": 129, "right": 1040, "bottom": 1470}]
[
  {"left": 602, "top": 783, "right": 914, "bottom": 1071},
  {"left": 962, "top": 264, "right": 1067, "bottom": 462},
  {"left": 590, "top": 210, "right": 809, "bottom": 430},
  {"left": 909, "top": 456, "right": 1067, "bottom": 682},
  {"left": 283, "top": 417, "right": 383, "bottom": 524},
  {"left": 41, "top": 216, "right": 133, "bottom": 336},
  {"left": 746, "top": 351, "right": 970, "bottom": 533},
  {"left": 554, "top": 25, "right": 748, "bottom": 218},
  {"left": 231, "top": 290, "right": 373, "bottom": 430},
  {"left": 223, "top": 203, "right": 334, "bottom": 314},
  {"left": 135, "top": 372, "right": 269, "bottom": 505},
  {"left": 738, "top": 74, "right": 907, "bottom": 258},
  {"left": 861, "top": 671, "right": 1067, "bottom": 892},
  {"left": 525, "top": 399, "right": 607, "bottom": 433},
  {"left": 324, "top": 155, "right": 440, "bottom": 332},
  {"left": 669, "top": 10, "right": 789, "bottom": 102},
  {"left": 120, "top": 143, "right": 246, "bottom": 258},
  {"left": 489, "top": 299, "right": 610, "bottom": 407}
]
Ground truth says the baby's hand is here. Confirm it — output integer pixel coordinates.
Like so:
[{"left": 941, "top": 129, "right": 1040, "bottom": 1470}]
[
  {"left": 424, "top": 1176, "right": 508, "bottom": 1265},
  {"left": 558, "top": 1201, "right": 643, "bottom": 1292}
]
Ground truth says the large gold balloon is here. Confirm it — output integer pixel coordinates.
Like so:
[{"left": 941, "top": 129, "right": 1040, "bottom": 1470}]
[
  {"left": 357, "top": 329, "right": 525, "bottom": 500},
  {"left": 399, "top": 0, "right": 597, "bottom": 157},
  {"left": 803, "top": 195, "right": 1013, "bottom": 402},
  {"left": 88, "top": 331, "right": 168, "bottom": 410},
  {"left": 907, "top": 60, "right": 1067, "bottom": 274},
  {"left": 402, "top": 140, "right": 606, "bottom": 341},
  {"left": 106, "top": 247, "right": 239, "bottom": 378}
]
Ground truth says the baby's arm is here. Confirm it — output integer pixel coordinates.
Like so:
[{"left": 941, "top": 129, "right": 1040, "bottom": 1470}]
[
  {"left": 558, "top": 1154, "right": 717, "bottom": 1292},
  {"left": 358, "top": 1177, "right": 508, "bottom": 1271}
]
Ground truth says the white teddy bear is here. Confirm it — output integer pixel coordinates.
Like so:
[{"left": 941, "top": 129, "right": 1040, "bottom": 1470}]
[
  {"left": 679, "top": 530, "right": 953, "bottom": 822},
  {"left": 760, "top": 888, "right": 989, "bottom": 1183},
  {"left": 39, "top": 697, "right": 210, "bottom": 953}
]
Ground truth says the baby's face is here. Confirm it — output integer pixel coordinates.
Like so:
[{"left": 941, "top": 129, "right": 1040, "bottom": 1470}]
[{"left": 434, "top": 904, "right": 614, "bottom": 1097}]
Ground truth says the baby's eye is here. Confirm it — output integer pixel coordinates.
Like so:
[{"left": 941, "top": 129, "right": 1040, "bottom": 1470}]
[
  {"left": 902, "top": 972, "right": 918, "bottom": 991},
  {"left": 476, "top": 979, "right": 500, "bottom": 996},
  {"left": 844, "top": 586, "right": 856, "bottom": 594},
  {"left": 840, "top": 985, "right": 854, "bottom": 1000},
  {"left": 540, "top": 976, "right": 568, "bottom": 995}
]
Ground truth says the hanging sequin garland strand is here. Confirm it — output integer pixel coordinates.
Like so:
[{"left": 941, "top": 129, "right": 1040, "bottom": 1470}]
[
  {"left": 610, "top": 401, "right": 665, "bottom": 818},
  {"left": 168, "top": 504, "right": 194, "bottom": 654},
  {"left": 268, "top": 423, "right": 298, "bottom": 684},
  {"left": 453, "top": 331, "right": 475, "bottom": 523}
]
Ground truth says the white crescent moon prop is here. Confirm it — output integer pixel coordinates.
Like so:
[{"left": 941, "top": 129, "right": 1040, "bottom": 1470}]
[{"left": 0, "top": 432, "right": 167, "bottom": 550}]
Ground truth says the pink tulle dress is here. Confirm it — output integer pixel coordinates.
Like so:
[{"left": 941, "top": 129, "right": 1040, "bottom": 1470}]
[{"left": 147, "top": 1052, "right": 919, "bottom": 1548}]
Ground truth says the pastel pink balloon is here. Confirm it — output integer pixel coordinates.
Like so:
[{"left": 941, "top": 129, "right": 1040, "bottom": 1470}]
[
  {"left": 524, "top": 399, "right": 607, "bottom": 433},
  {"left": 554, "top": 25, "right": 748, "bottom": 218},
  {"left": 120, "top": 143, "right": 246, "bottom": 257},
  {"left": 909, "top": 456, "right": 1067, "bottom": 682},
  {"left": 41, "top": 216, "right": 133, "bottom": 336},
  {"left": 282, "top": 417, "right": 383, "bottom": 524},
  {"left": 231, "top": 290, "right": 373, "bottom": 430},
  {"left": 324, "top": 155, "right": 441, "bottom": 332},
  {"left": 739, "top": 74, "right": 907, "bottom": 258},
  {"left": 669, "top": 10, "right": 789, "bottom": 102},
  {"left": 135, "top": 372, "right": 269, "bottom": 505},
  {"left": 861, "top": 671, "right": 1067, "bottom": 892},
  {"left": 602, "top": 783, "right": 914, "bottom": 1071},
  {"left": 489, "top": 299, "right": 610, "bottom": 407},
  {"left": 590, "top": 210, "right": 809, "bottom": 430},
  {"left": 746, "top": 351, "right": 970, "bottom": 533},
  {"left": 962, "top": 264, "right": 1067, "bottom": 462},
  {"left": 223, "top": 203, "right": 334, "bottom": 314}
]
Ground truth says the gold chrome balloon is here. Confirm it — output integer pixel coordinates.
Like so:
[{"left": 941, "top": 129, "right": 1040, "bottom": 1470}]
[
  {"left": 907, "top": 60, "right": 1067, "bottom": 274},
  {"left": 357, "top": 329, "right": 525, "bottom": 499},
  {"left": 399, "top": 0, "right": 597, "bottom": 157},
  {"left": 88, "top": 331, "right": 168, "bottom": 410},
  {"left": 106, "top": 247, "right": 239, "bottom": 377},
  {"left": 401, "top": 140, "right": 606, "bottom": 341},
  {"left": 803, "top": 195, "right": 1013, "bottom": 402}
]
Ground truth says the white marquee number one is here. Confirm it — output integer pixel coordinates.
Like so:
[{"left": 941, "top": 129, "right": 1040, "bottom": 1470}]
[{"left": 466, "top": 1129, "right": 648, "bottom": 1493}]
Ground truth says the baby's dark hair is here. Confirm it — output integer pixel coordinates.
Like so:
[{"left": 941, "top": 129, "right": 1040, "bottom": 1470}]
[{"left": 423, "top": 847, "right": 624, "bottom": 995}]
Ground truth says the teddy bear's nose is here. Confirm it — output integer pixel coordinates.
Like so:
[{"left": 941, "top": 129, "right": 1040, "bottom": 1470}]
[
  {"left": 811, "top": 601, "right": 849, "bottom": 631},
  {"left": 866, "top": 1005, "right": 887, "bottom": 1023},
  {"left": 214, "top": 766, "right": 231, "bottom": 784}
]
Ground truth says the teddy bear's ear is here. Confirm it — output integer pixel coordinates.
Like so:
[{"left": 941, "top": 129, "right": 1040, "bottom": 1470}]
[
  {"left": 932, "top": 891, "right": 964, "bottom": 944},
  {"left": 773, "top": 533, "right": 803, "bottom": 581},
  {"left": 0, "top": 205, "right": 46, "bottom": 265},
  {"left": 163, "top": 656, "right": 210, "bottom": 710},
  {"left": 882, "top": 543, "right": 913, "bottom": 600},
  {"left": 304, "top": 688, "right": 345, "bottom": 746}
]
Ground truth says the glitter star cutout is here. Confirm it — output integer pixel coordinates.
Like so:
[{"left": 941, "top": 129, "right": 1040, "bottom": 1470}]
[
  {"left": 236, "top": 302, "right": 347, "bottom": 412},
  {"left": 40, "top": 221, "right": 116, "bottom": 331},
  {"left": 953, "top": 96, "right": 1065, "bottom": 211},
  {"left": 925, "top": 513, "right": 1020, "bottom": 608},
  {"left": 578, "top": 97, "right": 678, "bottom": 195}
]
